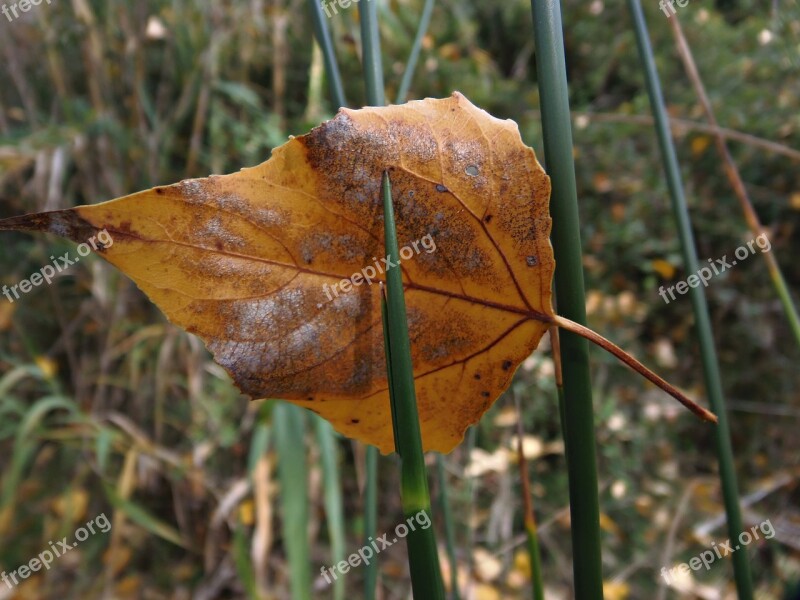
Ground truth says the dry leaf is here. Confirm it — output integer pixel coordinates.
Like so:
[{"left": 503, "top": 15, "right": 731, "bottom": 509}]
[
  {"left": 651, "top": 258, "right": 676, "bottom": 279},
  {"left": 602, "top": 580, "right": 630, "bottom": 600},
  {"left": 473, "top": 547, "right": 504, "bottom": 582},
  {"left": 0, "top": 93, "right": 553, "bottom": 453},
  {"left": 0, "top": 93, "right": 715, "bottom": 453}
]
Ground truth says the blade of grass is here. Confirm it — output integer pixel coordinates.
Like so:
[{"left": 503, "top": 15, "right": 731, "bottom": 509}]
[
  {"left": 307, "top": 0, "right": 347, "bottom": 108},
  {"left": 549, "top": 326, "right": 568, "bottom": 465},
  {"left": 363, "top": 443, "right": 380, "bottom": 599},
  {"left": 435, "top": 454, "right": 460, "bottom": 600},
  {"left": 463, "top": 426, "right": 477, "bottom": 591},
  {"left": 381, "top": 171, "right": 445, "bottom": 599},
  {"left": 3, "top": 395, "right": 77, "bottom": 510},
  {"left": 359, "top": 6, "right": 386, "bottom": 598},
  {"left": 514, "top": 393, "right": 544, "bottom": 600},
  {"left": 626, "top": 2, "right": 754, "bottom": 597},
  {"left": 104, "top": 485, "right": 190, "bottom": 549},
  {"left": 305, "top": 7, "right": 383, "bottom": 599},
  {"left": 359, "top": 0, "right": 384, "bottom": 106},
  {"left": 248, "top": 407, "right": 274, "bottom": 598},
  {"left": 395, "top": 0, "right": 435, "bottom": 104},
  {"left": 315, "top": 417, "right": 346, "bottom": 600},
  {"left": 274, "top": 403, "right": 312, "bottom": 600},
  {"left": 306, "top": 9, "right": 379, "bottom": 597},
  {"left": 528, "top": 0, "right": 604, "bottom": 596},
  {"left": 232, "top": 522, "right": 259, "bottom": 599}
]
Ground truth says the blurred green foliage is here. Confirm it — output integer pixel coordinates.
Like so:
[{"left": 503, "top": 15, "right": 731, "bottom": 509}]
[{"left": 0, "top": 0, "right": 798, "bottom": 597}]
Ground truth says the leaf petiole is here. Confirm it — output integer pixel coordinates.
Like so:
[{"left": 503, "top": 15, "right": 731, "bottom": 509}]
[{"left": 552, "top": 314, "right": 718, "bottom": 423}]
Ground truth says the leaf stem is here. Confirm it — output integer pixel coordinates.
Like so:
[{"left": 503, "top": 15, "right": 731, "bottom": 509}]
[{"left": 553, "top": 315, "right": 717, "bottom": 423}]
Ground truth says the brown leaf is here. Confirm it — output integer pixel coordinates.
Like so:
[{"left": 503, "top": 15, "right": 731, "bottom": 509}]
[{"left": 0, "top": 92, "right": 715, "bottom": 453}]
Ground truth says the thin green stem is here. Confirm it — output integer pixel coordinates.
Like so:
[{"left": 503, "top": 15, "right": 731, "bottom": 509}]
[
  {"left": 514, "top": 394, "right": 544, "bottom": 600},
  {"left": 381, "top": 172, "right": 445, "bottom": 599},
  {"left": 528, "top": 1, "right": 603, "bottom": 597},
  {"left": 359, "top": 0, "right": 384, "bottom": 106},
  {"left": 359, "top": 7, "right": 386, "bottom": 597},
  {"left": 363, "top": 444, "right": 379, "bottom": 599},
  {"left": 307, "top": 0, "right": 347, "bottom": 108},
  {"left": 627, "top": 2, "right": 753, "bottom": 597},
  {"left": 436, "top": 454, "right": 460, "bottom": 600},
  {"left": 315, "top": 417, "right": 346, "bottom": 600},
  {"left": 307, "top": 7, "right": 379, "bottom": 595},
  {"left": 396, "top": 0, "right": 435, "bottom": 104},
  {"left": 274, "top": 404, "right": 311, "bottom": 600}
]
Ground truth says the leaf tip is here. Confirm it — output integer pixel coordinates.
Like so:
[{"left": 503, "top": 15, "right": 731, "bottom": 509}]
[{"left": 0, "top": 209, "right": 105, "bottom": 247}]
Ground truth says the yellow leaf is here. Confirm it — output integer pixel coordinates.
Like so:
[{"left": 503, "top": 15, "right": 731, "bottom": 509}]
[
  {"left": 474, "top": 584, "right": 501, "bottom": 600},
  {"left": 0, "top": 299, "right": 14, "bottom": 331},
  {"left": 465, "top": 448, "right": 511, "bottom": 477},
  {"left": 0, "top": 504, "right": 13, "bottom": 536},
  {"left": 651, "top": 258, "right": 676, "bottom": 279},
  {"left": 103, "top": 545, "right": 133, "bottom": 575},
  {"left": 598, "top": 512, "right": 622, "bottom": 537},
  {"left": 492, "top": 406, "right": 517, "bottom": 427},
  {"left": 508, "top": 434, "right": 545, "bottom": 460},
  {"left": 34, "top": 356, "right": 58, "bottom": 379},
  {"left": 239, "top": 498, "right": 255, "bottom": 526},
  {"left": 691, "top": 135, "right": 710, "bottom": 155},
  {"left": 603, "top": 580, "right": 630, "bottom": 600},
  {"left": 0, "top": 93, "right": 717, "bottom": 452},
  {"left": 52, "top": 488, "right": 89, "bottom": 522},
  {"left": 438, "top": 42, "right": 461, "bottom": 60},
  {"left": 512, "top": 548, "right": 531, "bottom": 578},
  {"left": 0, "top": 94, "right": 554, "bottom": 454},
  {"left": 114, "top": 575, "right": 142, "bottom": 597}
]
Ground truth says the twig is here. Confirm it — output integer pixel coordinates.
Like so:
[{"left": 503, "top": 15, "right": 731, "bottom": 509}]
[
  {"left": 657, "top": 479, "right": 700, "bottom": 600},
  {"left": 573, "top": 111, "right": 800, "bottom": 162},
  {"left": 553, "top": 315, "right": 718, "bottom": 423},
  {"left": 668, "top": 13, "right": 800, "bottom": 347}
]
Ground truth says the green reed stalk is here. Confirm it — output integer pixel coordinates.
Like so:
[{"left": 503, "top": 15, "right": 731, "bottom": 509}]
[
  {"left": 528, "top": 1, "right": 604, "bottom": 596},
  {"left": 627, "top": 2, "right": 754, "bottom": 596}
]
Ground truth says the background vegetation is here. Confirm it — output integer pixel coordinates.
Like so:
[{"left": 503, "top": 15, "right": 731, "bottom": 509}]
[{"left": 0, "top": 0, "right": 798, "bottom": 598}]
